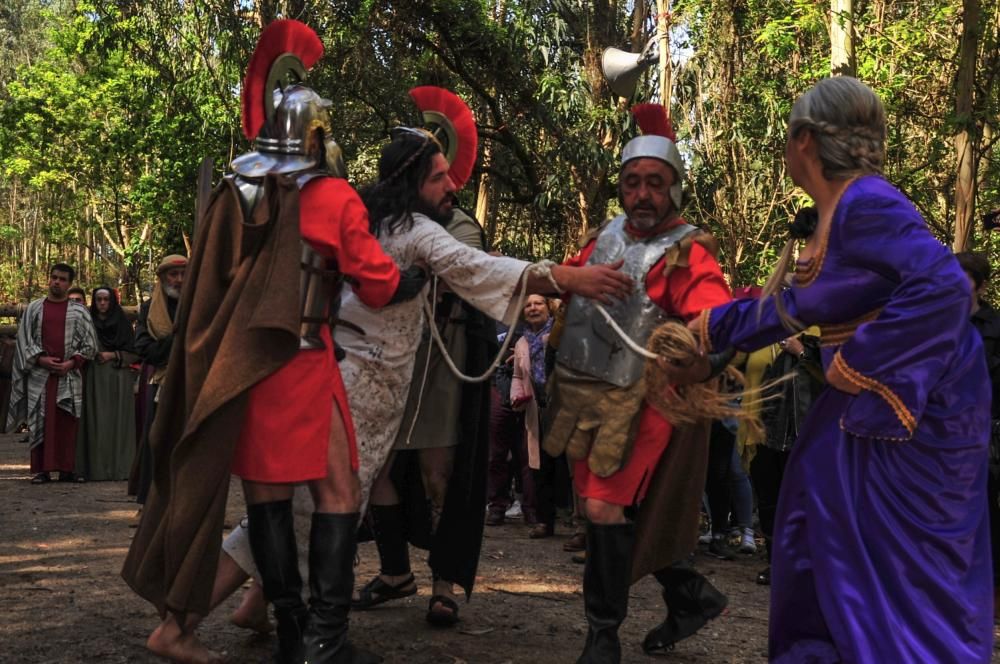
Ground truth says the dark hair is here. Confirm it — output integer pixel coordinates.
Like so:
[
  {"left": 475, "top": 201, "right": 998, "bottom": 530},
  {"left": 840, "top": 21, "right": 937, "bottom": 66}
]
[
  {"left": 788, "top": 206, "right": 819, "bottom": 239},
  {"left": 50, "top": 262, "right": 75, "bottom": 282},
  {"left": 360, "top": 132, "right": 443, "bottom": 237},
  {"left": 67, "top": 286, "right": 86, "bottom": 298},
  {"left": 955, "top": 251, "right": 991, "bottom": 289}
]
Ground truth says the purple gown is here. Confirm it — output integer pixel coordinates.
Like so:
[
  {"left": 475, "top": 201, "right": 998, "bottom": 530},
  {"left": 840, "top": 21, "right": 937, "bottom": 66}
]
[{"left": 705, "top": 175, "right": 992, "bottom": 663}]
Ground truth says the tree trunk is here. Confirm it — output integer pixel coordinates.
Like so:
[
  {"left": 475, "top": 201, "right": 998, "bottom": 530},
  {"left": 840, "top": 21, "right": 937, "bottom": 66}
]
[
  {"left": 830, "top": 0, "right": 855, "bottom": 76},
  {"left": 952, "top": 0, "right": 981, "bottom": 252}
]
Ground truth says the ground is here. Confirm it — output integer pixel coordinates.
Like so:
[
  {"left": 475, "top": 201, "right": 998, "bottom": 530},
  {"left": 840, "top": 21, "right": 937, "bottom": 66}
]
[{"left": 0, "top": 430, "right": 996, "bottom": 664}]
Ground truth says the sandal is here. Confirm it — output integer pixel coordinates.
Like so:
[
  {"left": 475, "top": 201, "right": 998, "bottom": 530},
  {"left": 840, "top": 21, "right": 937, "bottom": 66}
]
[
  {"left": 426, "top": 594, "right": 459, "bottom": 627},
  {"left": 351, "top": 574, "right": 417, "bottom": 610},
  {"left": 30, "top": 473, "right": 50, "bottom": 484}
]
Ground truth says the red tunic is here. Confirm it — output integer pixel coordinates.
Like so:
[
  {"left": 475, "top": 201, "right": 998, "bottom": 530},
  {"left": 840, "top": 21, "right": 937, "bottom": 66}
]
[
  {"left": 231, "top": 178, "right": 401, "bottom": 483},
  {"left": 564, "top": 218, "right": 731, "bottom": 505}
]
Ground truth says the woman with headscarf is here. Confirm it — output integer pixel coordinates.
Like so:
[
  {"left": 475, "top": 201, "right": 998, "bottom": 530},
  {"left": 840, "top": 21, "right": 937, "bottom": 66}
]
[
  {"left": 75, "top": 286, "right": 138, "bottom": 481},
  {"left": 669, "top": 76, "right": 991, "bottom": 663}
]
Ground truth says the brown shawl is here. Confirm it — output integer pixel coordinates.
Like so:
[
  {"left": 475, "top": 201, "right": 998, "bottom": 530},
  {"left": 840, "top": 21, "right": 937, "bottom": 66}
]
[
  {"left": 121, "top": 174, "right": 303, "bottom": 617},
  {"left": 631, "top": 420, "right": 712, "bottom": 583}
]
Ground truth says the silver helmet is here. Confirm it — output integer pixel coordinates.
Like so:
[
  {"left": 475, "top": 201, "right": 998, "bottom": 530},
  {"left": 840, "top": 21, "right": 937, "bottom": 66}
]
[
  {"left": 232, "top": 20, "right": 346, "bottom": 179},
  {"left": 232, "top": 86, "right": 346, "bottom": 178},
  {"left": 622, "top": 104, "right": 685, "bottom": 210}
]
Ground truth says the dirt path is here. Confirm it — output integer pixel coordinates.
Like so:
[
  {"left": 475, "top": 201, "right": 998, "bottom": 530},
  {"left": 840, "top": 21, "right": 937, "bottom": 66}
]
[{"left": 1, "top": 431, "right": 995, "bottom": 663}]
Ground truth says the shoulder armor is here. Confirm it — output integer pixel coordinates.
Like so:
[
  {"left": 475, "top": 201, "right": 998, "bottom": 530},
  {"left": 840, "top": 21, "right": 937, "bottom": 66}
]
[{"left": 662, "top": 228, "right": 720, "bottom": 278}]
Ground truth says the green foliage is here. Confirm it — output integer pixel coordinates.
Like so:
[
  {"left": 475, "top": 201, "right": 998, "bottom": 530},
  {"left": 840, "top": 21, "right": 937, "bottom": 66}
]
[{"left": 0, "top": 0, "right": 997, "bottom": 302}]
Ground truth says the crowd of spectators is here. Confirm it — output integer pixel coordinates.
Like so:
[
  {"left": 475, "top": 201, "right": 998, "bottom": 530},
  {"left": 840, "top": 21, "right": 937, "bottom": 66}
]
[{"left": 5, "top": 257, "right": 186, "bottom": 498}]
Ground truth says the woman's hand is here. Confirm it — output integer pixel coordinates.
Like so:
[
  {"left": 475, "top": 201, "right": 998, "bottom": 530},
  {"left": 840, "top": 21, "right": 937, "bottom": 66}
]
[
  {"left": 511, "top": 395, "right": 532, "bottom": 409},
  {"left": 779, "top": 336, "right": 805, "bottom": 357}
]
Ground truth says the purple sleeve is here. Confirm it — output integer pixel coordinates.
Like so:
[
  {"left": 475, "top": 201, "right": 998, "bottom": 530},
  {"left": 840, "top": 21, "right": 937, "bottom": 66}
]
[{"left": 704, "top": 291, "right": 800, "bottom": 354}]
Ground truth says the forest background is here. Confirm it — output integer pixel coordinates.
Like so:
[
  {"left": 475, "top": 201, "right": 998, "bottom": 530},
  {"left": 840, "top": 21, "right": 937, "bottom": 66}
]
[{"left": 1, "top": 0, "right": 998, "bottom": 304}]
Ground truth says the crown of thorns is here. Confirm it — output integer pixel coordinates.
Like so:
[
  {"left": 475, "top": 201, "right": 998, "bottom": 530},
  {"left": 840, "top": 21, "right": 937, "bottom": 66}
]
[{"left": 382, "top": 127, "right": 444, "bottom": 183}]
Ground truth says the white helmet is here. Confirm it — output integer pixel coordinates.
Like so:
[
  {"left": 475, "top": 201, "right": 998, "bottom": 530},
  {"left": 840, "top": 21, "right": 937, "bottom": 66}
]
[{"left": 622, "top": 104, "right": 685, "bottom": 209}]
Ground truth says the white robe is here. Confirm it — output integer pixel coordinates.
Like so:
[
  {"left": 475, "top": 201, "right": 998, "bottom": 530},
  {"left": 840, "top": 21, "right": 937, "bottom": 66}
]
[{"left": 337, "top": 212, "right": 527, "bottom": 510}]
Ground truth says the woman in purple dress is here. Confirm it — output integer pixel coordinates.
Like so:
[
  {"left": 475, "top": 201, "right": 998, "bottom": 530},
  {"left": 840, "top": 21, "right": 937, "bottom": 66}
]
[{"left": 679, "top": 77, "right": 992, "bottom": 662}]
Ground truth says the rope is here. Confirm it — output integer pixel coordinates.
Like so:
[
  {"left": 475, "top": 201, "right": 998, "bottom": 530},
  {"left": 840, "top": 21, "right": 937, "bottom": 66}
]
[
  {"left": 419, "top": 261, "right": 539, "bottom": 384},
  {"left": 592, "top": 302, "right": 660, "bottom": 360},
  {"left": 422, "top": 261, "right": 658, "bottom": 384}
]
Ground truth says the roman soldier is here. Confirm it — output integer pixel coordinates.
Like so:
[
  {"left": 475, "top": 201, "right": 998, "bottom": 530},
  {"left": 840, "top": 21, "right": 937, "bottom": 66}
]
[
  {"left": 545, "top": 104, "right": 733, "bottom": 663},
  {"left": 122, "top": 19, "right": 423, "bottom": 664}
]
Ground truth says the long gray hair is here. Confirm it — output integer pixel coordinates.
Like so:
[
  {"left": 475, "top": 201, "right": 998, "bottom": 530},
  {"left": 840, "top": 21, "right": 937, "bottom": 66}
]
[{"left": 762, "top": 77, "right": 887, "bottom": 329}]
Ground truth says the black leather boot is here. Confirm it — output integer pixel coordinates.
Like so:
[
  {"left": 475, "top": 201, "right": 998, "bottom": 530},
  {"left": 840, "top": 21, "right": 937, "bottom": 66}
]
[
  {"left": 642, "top": 561, "right": 728, "bottom": 654},
  {"left": 575, "top": 522, "right": 634, "bottom": 664},
  {"left": 302, "top": 512, "right": 382, "bottom": 664},
  {"left": 247, "top": 500, "right": 308, "bottom": 664}
]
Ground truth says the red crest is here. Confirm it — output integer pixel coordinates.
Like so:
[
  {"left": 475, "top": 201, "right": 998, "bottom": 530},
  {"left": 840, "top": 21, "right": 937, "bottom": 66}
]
[
  {"left": 631, "top": 103, "right": 677, "bottom": 141},
  {"left": 408, "top": 86, "right": 478, "bottom": 190},
  {"left": 242, "top": 20, "right": 324, "bottom": 140}
]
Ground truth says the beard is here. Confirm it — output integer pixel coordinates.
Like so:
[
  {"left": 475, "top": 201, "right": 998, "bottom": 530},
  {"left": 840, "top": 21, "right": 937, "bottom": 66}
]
[
  {"left": 627, "top": 204, "right": 674, "bottom": 231},
  {"left": 163, "top": 284, "right": 181, "bottom": 300},
  {"left": 415, "top": 197, "right": 453, "bottom": 225}
]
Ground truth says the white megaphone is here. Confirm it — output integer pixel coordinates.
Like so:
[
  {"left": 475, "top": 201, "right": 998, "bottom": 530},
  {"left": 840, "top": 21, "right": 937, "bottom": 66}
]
[{"left": 601, "top": 37, "right": 659, "bottom": 99}]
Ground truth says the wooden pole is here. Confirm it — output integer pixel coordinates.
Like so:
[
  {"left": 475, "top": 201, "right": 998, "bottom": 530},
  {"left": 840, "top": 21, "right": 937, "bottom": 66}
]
[{"left": 657, "top": 0, "right": 672, "bottom": 115}]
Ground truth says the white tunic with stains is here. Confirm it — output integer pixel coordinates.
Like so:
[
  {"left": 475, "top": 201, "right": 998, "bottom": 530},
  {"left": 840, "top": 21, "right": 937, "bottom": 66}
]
[{"left": 336, "top": 212, "right": 527, "bottom": 509}]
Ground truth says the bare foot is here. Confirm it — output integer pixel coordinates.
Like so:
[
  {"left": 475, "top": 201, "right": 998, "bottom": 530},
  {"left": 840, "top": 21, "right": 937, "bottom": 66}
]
[
  {"left": 147, "top": 619, "right": 224, "bottom": 663},
  {"left": 428, "top": 579, "right": 459, "bottom": 624},
  {"left": 230, "top": 584, "right": 272, "bottom": 634}
]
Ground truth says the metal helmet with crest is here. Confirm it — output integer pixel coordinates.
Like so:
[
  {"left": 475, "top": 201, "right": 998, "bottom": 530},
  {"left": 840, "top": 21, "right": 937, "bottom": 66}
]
[
  {"left": 231, "top": 19, "right": 345, "bottom": 179},
  {"left": 621, "top": 103, "right": 684, "bottom": 209},
  {"left": 395, "top": 86, "right": 478, "bottom": 191}
]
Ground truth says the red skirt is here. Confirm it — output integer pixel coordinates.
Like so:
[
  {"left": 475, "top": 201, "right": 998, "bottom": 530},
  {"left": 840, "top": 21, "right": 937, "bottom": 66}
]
[
  {"left": 574, "top": 404, "right": 672, "bottom": 506},
  {"left": 232, "top": 332, "right": 359, "bottom": 483}
]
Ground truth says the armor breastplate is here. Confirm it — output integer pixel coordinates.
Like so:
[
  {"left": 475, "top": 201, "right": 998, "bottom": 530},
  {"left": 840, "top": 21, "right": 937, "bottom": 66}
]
[
  {"left": 227, "top": 171, "right": 343, "bottom": 350},
  {"left": 557, "top": 216, "right": 696, "bottom": 387}
]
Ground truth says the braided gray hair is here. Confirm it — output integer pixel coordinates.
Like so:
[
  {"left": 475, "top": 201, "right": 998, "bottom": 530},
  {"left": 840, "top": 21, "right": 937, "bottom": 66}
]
[{"left": 788, "top": 76, "right": 886, "bottom": 179}]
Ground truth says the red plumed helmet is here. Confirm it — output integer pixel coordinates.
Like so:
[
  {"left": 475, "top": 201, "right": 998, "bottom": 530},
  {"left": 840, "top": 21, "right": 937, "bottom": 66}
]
[
  {"left": 242, "top": 19, "right": 324, "bottom": 141},
  {"left": 408, "top": 86, "right": 479, "bottom": 190}
]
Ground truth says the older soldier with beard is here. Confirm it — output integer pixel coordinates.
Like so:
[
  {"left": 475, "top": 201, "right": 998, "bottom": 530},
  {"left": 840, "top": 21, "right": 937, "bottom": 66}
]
[
  {"left": 129, "top": 254, "right": 186, "bottom": 506},
  {"left": 544, "top": 104, "right": 734, "bottom": 663}
]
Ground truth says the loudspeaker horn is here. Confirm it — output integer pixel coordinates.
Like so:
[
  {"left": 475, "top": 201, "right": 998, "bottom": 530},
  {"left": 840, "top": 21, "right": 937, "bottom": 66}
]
[{"left": 601, "top": 39, "right": 658, "bottom": 99}]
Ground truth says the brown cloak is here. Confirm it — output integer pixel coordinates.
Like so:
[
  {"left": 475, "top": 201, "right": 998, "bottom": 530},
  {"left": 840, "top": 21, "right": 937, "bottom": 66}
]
[
  {"left": 631, "top": 420, "right": 711, "bottom": 583},
  {"left": 121, "top": 175, "right": 303, "bottom": 617}
]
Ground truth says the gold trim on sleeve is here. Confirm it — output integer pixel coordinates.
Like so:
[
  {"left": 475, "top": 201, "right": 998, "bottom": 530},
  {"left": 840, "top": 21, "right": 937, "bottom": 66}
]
[
  {"left": 698, "top": 308, "right": 712, "bottom": 353},
  {"left": 832, "top": 351, "right": 916, "bottom": 436}
]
